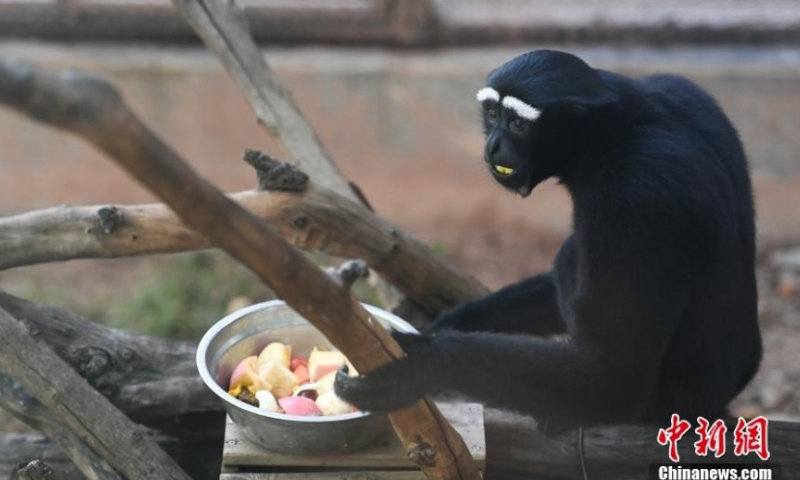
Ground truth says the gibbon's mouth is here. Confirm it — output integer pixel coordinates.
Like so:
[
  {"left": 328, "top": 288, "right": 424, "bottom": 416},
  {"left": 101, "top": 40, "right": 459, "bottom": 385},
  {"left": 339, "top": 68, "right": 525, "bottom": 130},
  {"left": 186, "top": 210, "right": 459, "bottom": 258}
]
[
  {"left": 492, "top": 164, "right": 516, "bottom": 176},
  {"left": 487, "top": 161, "right": 533, "bottom": 197}
]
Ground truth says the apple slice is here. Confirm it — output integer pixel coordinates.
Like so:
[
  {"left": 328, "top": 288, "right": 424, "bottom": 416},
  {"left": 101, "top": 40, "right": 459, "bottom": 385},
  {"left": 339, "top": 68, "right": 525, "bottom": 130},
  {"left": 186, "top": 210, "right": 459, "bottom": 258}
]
[
  {"left": 315, "top": 391, "right": 353, "bottom": 416},
  {"left": 255, "top": 390, "right": 279, "bottom": 412},
  {"left": 258, "top": 360, "right": 299, "bottom": 399},
  {"left": 228, "top": 356, "right": 270, "bottom": 393},
  {"left": 308, "top": 350, "right": 347, "bottom": 382},
  {"left": 314, "top": 370, "right": 337, "bottom": 395},
  {"left": 290, "top": 356, "right": 308, "bottom": 371},
  {"left": 258, "top": 342, "right": 292, "bottom": 369},
  {"left": 279, "top": 396, "right": 322, "bottom": 416},
  {"left": 293, "top": 365, "right": 310, "bottom": 385}
]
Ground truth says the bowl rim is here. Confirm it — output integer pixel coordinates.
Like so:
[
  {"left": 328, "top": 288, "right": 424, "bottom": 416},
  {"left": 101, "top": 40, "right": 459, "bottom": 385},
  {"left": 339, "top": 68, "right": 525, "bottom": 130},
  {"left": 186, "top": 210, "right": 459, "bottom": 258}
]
[{"left": 196, "top": 299, "right": 417, "bottom": 423}]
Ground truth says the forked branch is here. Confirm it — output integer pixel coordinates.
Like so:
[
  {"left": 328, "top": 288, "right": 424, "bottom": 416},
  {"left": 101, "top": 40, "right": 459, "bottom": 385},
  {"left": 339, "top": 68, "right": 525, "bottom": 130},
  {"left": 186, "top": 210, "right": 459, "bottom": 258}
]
[{"left": 0, "top": 149, "right": 487, "bottom": 318}]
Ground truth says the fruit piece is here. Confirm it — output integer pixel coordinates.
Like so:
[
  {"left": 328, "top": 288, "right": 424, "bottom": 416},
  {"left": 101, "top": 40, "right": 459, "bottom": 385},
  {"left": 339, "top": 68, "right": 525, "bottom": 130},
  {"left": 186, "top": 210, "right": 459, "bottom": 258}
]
[
  {"left": 308, "top": 350, "right": 347, "bottom": 382},
  {"left": 279, "top": 396, "right": 322, "bottom": 416},
  {"left": 314, "top": 371, "right": 337, "bottom": 395},
  {"left": 315, "top": 391, "right": 353, "bottom": 416},
  {"left": 229, "top": 356, "right": 256, "bottom": 389},
  {"left": 258, "top": 342, "right": 292, "bottom": 369},
  {"left": 290, "top": 356, "right": 308, "bottom": 371},
  {"left": 258, "top": 360, "right": 299, "bottom": 399},
  {"left": 228, "top": 356, "right": 270, "bottom": 393},
  {"left": 255, "top": 390, "right": 279, "bottom": 412},
  {"left": 293, "top": 365, "right": 310, "bottom": 384}
]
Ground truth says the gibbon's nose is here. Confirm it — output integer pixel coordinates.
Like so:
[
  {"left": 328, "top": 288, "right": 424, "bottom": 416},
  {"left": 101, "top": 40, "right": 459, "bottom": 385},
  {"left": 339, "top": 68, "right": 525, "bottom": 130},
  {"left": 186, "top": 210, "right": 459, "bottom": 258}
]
[
  {"left": 485, "top": 133, "right": 501, "bottom": 162},
  {"left": 485, "top": 132, "right": 519, "bottom": 177}
]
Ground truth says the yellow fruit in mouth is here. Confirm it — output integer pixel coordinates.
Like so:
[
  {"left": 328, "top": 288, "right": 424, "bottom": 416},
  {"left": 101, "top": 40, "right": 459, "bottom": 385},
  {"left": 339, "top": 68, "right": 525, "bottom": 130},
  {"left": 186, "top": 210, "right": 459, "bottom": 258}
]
[{"left": 494, "top": 165, "right": 515, "bottom": 176}]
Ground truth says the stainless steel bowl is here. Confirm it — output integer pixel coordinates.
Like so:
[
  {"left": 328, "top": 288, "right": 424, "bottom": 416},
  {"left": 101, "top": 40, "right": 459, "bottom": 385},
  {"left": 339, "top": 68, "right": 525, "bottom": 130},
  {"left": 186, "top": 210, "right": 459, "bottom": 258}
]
[{"left": 196, "top": 300, "right": 417, "bottom": 455}]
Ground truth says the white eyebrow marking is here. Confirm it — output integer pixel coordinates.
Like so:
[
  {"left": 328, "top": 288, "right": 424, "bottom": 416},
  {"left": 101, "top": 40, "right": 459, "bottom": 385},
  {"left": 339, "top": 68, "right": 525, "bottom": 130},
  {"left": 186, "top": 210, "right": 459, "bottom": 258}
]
[
  {"left": 476, "top": 87, "right": 500, "bottom": 103},
  {"left": 501, "top": 96, "right": 541, "bottom": 121}
]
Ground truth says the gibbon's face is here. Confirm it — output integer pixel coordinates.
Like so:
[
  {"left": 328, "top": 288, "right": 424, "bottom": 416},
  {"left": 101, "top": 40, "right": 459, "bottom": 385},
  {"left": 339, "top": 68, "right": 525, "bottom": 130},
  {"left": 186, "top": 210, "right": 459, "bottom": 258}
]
[
  {"left": 476, "top": 50, "right": 619, "bottom": 197},
  {"left": 477, "top": 86, "right": 542, "bottom": 197}
]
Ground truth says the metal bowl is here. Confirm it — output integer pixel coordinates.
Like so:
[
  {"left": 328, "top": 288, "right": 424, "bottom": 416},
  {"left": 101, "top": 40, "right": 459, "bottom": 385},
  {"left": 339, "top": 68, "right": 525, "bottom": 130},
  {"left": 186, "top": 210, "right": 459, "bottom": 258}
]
[{"left": 196, "top": 300, "right": 417, "bottom": 455}]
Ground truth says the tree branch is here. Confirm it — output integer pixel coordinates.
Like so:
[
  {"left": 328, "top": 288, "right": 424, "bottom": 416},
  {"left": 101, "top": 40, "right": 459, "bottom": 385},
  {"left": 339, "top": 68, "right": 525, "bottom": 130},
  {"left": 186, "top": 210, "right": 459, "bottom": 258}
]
[
  {"left": 171, "top": 0, "right": 358, "bottom": 202},
  {"left": 0, "top": 60, "right": 481, "bottom": 480},
  {"left": 0, "top": 155, "right": 487, "bottom": 319},
  {"left": 170, "top": 0, "right": 430, "bottom": 317},
  {"left": 0, "top": 306, "right": 192, "bottom": 480}
]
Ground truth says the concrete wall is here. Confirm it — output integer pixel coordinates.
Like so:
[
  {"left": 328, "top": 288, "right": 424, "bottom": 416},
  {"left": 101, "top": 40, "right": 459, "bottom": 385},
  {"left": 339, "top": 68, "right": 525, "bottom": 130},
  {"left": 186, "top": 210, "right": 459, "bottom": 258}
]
[{"left": 1, "top": 42, "right": 799, "bottom": 279}]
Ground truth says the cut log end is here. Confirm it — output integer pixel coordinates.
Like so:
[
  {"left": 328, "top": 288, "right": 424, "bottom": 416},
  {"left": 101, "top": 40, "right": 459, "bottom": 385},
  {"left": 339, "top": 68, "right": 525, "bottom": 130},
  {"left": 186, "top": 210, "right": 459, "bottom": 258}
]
[{"left": 242, "top": 149, "right": 309, "bottom": 192}]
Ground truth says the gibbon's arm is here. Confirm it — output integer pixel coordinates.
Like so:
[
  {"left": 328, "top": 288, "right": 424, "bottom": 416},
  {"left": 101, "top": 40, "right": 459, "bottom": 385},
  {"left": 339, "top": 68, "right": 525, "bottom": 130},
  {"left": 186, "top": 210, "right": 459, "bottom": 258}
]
[{"left": 427, "top": 273, "right": 565, "bottom": 337}]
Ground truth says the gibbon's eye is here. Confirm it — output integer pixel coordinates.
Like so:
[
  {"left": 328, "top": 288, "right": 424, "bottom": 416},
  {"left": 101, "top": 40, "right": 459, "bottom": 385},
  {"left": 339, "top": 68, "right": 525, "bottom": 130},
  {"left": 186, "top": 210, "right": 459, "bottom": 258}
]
[
  {"left": 510, "top": 117, "right": 526, "bottom": 132},
  {"left": 486, "top": 107, "right": 499, "bottom": 121}
]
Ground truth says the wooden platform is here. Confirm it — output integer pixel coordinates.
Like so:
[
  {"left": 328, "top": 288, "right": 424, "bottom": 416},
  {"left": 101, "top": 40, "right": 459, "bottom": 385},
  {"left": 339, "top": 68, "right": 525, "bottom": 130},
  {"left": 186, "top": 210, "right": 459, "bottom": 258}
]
[{"left": 221, "top": 403, "right": 485, "bottom": 479}]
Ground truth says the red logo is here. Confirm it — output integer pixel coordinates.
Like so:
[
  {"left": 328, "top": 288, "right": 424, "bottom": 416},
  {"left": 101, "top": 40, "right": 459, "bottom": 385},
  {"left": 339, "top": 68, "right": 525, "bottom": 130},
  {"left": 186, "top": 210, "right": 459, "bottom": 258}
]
[
  {"left": 733, "top": 416, "right": 770, "bottom": 461},
  {"left": 657, "top": 414, "right": 771, "bottom": 462},
  {"left": 657, "top": 414, "right": 692, "bottom": 462},
  {"left": 694, "top": 416, "right": 727, "bottom": 458}
]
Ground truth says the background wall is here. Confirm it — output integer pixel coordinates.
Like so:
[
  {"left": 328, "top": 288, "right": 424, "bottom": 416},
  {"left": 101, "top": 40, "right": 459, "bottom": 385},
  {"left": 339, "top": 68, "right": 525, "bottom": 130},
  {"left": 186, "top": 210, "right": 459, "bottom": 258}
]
[{"left": 2, "top": 43, "right": 800, "bottom": 286}]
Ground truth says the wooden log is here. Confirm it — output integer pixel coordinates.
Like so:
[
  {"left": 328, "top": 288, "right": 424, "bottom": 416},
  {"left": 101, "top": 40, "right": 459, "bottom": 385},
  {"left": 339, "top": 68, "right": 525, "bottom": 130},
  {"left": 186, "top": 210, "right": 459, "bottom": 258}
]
[
  {"left": 484, "top": 409, "right": 800, "bottom": 480},
  {"left": 3, "top": 292, "right": 798, "bottom": 479},
  {"left": 0, "top": 306, "right": 192, "bottom": 480},
  {"left": 0, "top": 433, "right": 221, "bottom": 480},
  {"left": 0, "top": 325, "right": 220, "bottom": 480},
  {"left": 0, "top": 157, "right": 487, "bottom": 318},
  {"left": 4, "top": 404, "right": 798, "bottom": 480},
  {"left": 221, "top": 403, "right": 485, "bottom": 470},
  {"left": 0, "top": 291, "right": 224, "bottom": 439},
  {"left": 5, "top": 418, "right": 799, "bottom": 480},
  {"left": 0, "top": 60, "right": 481, "bottom": 480},
  {"left": 0, "top": 366, "right": 123, "bottom": 480}
]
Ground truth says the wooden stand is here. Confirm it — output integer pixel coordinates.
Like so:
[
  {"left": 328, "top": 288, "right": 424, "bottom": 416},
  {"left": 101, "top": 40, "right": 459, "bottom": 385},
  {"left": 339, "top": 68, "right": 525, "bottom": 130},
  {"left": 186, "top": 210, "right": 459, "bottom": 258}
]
[{"left": 220, "top": 403, "right": 486, "bottom": 479}]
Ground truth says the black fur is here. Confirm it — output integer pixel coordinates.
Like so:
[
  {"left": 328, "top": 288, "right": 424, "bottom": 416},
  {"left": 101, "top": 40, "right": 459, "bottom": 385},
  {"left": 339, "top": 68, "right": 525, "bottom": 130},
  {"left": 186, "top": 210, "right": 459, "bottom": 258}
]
[{"left": 335, "top": 50, "right": 761, "bottom": 428}]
